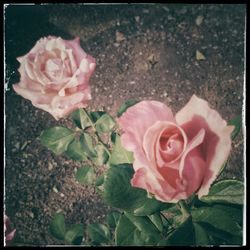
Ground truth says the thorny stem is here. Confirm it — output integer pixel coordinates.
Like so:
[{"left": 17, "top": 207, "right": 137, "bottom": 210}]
[{"left": 83, "top": 108, "right": 111, "bottom": 158}]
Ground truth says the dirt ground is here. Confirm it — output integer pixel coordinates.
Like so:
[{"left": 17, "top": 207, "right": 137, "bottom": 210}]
[{"left": 4, "top": 4, "right": 245, "bottom": 246}]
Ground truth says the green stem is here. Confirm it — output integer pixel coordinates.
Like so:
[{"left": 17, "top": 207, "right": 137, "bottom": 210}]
[
  {"left": 160, "top": 212, "right": 172, "bottom": 226},
  {"left": 83, "top": 108, "right": 111, "bottom": 158},
  {"left": 177, "top": 200, "right": 190, "bottom": 218}
]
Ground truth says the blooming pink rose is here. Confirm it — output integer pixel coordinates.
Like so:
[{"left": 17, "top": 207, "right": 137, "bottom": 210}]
[
  {"left": 4, "top": 215, "right": 16, "bottom": 244},
  {"left": 13, "top": 36, "right": 96, "bottom": 120},
  {"left": 118, "top": 95, "right": 234, "bottom": 203}
]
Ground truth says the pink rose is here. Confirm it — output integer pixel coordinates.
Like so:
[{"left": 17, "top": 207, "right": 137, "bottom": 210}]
[
  {"left": 4, "top": 215, "right": 16, "bottom": 244},
  {"left": 13, "top": 36, "right": 96, "bottom": 120},
  {"left": 118, "top": 95, "right": 234, "bottom": 203}
]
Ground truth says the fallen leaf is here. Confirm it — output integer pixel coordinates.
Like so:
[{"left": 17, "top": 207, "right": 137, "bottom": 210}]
[
  {"left": 116, "top": 31, "right": 126, "bottom": 43},
  {"left": 196, "top": 50, "right": 206, "bottom": 60},
  {"left": 147, "top": 53, "right": 158, "bottom": 65},
  {"left": 53, "top": 186, "right": 59, "bottom": 193}
]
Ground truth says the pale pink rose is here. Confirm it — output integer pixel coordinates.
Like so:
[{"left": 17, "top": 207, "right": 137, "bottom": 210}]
[
  {"left": 13, "top": 36, "right": 96, "bottom": 120},
  {"left": 4, "top": 215, "right": 16, "bottom": 244},
  {"left": 117, "top": 95, "right": 234, "bottom": 203}
]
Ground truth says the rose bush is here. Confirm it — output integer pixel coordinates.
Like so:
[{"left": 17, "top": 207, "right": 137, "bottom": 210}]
[
  {"left": 13, "top": 36, "right": 96, "bottom": 120},
  {"left": 117, "top": 95, "right": 234, "bottom": 203},
  {"left": 8, "top": 34, "right": 244, "bottom": 246},
  {"left": 4, "top": 215, "right": 16, "bottom": 244}
]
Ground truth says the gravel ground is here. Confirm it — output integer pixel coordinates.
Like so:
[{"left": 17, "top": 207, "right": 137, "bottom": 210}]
[{"left": 4, "top": 3, "right": 245, "bottom": 246}]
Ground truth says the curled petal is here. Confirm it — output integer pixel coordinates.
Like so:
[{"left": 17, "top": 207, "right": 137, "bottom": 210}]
[
  {"left": 118, "top": 101, "right": 175, "bottom": 171},
  {"left": 143, "top": 121, "right": 187, "bottom": 169},
  {"left": 176, "top": 95, "right": 234, "bottom": 197}
]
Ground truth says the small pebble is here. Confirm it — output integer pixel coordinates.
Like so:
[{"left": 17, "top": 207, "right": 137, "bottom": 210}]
[
  {"left": 135, "top": 16, "right": 140, "bottom": 23},
  {"left": 48, "top": 162, "right": 53, "bottom": 171},
  {"left": 195, "top": 15, "right": 204, "bottom": 26}
]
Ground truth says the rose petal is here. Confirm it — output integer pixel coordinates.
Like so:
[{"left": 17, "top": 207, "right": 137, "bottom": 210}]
[
  {"left": 175, "top": 129, "right": 206, "bottom": 197},
  {"left": 181, "top": 148, "right": 206, "bottom": 197},
  {"left": 45, "top": 37, "right": 66, "bottom": 51},
  {"left": 131, "top": 167, "right": 179, "bottom": 202},
  {"left": 143, "top": 121, "right": 188, "bottom": 169},
  {"left": 175, "top": 95, "right": 234, "bottom": 197},
  {"left": 118, "top": 101, "right": 175, "bottom": 172},
  {"left": 64, "top": 37, "right": 87, "bottom": 65},
  {"left": 57, "top": 57, "right": 96, "bottom": 95},
  {"left": 6, "top": 229, "right": 16, "bottom": 242},
  {"left": 12, "top": 84, "right": 55, "bottom": 104}
]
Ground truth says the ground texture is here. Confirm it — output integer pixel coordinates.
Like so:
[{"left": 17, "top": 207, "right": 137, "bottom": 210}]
[{"left": 5, "top": 4, "right": 245, "bottom": 246}]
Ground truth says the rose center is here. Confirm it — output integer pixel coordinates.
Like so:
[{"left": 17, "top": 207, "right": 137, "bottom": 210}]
[
  {"left": 160, "top": 133, "right": 183, "bottom": 155},
  {"left": 45, "top": 58, "right": 63, "bottom": 80},
  {"left": 159, "top": 129, "right": 185, "bottom": 163}
]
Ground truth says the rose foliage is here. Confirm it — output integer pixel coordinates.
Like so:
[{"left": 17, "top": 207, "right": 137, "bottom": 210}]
[{"left": 10, "top": 36, "right": 244, "bottom": 246}]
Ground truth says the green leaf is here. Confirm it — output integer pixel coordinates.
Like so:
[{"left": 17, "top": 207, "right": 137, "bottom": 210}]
[
  {"left": 103, "top": 164, "right": 145, "bottom": 212},
  {"left": 191, "top": 206, "right": 242, "bottom": 236},
  {"left": 117, "top": 99, "right": 140, "bottom": 117},
  {"left": 111, "top": 131, "right": 117, "bottom": 144},
  {"left": 95, "top": 113, "right": 116, "bottom": 133},
  {"left": 39, "top": 127, "right": 75, "bottom": 155},
  {"left": 200, "top": 179, "right": 244, "bottom": 205},
  {"left": 75, "top": 166, "right": 95, "bottom": 186},
  {"left": 71, "top": 109, "right": 90, "bottom": 130},
  {"left": 109, "top": 134, "right": 133, "bottom": 165},
  {"left": 49, "top": 212, "right": 66, "bottom": 241},
  {"left": 65, "top": 224, "right": 84, "bottom": 245},
  {"left": 95, "top": 174, "right": 104, "bottom": 187},
  {"left": 90, "top": 111, "right": 105, "bottom": 123},
  {"left": 87, "top": 223, "right": 111, "bottom": 245},
  {"left": 228, "top": 115, "right": 242, "bottom": 139},
  {"left": 196, "top": 222, "right": 242, "bottom": 245},
  {"left": 103, "top": 164, "right": 169, "bottom": 215},
  {"left": 106, "top": 211, "right": 121, "bottom": 229},
  {"left": 134, "top": 198, "right": 171, "bottom": 216},
  {"left": 193, "top": 222, "right": 211, "bottom": 245},
  {"left": 212, "top": 204, "right": 243, "bottom": 226},
  {"left": 115, "top": 214, "right": 138, "bottom": 246},
  {"left": 92, "top": 144, "right": 109, "bottom": 166},
  {"left": 95, "top": 174, "right": 105, "bottom": 192},
  {"left": 81, "top": 133, "right": 97, "bottom": 159},
  {"left": 165, "top": 216, "right": 195, "bottom": 246},
  {"left": 64, "top": 136, "right": 88, "bottom": 161},
  {"left": 125, "top": 212, "right": 160, "bottom": 236},
  {"left": 115, "top": 213, "right": 161, "bottom": 246},
  {"left": 157, "top": 239, "right": 170, "bottom": 246},
  {"left": 148, "top": 213, "right": 163, "bottom": 232}
]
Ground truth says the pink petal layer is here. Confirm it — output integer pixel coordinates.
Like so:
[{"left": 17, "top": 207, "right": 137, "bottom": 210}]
[
  {"left": 12, "top": 84, "right": 55, "bottom": 104},
  {"left": 65, "top": 37, "right": 87, "bottom": 65},
  {"left": 175, "top": 95, "right": 234, "bottom": 197},
  {"left": 178, "top": 128, "right": 206, "bottom": 196},
  {"left": 143, "top": 121, "right": 187, "bottom": 169},
  {"left": 118, "top": 101, "right": 175, "bottom": 171},
  {"left": 14, "top": 84, "right": 91, "bottom": 120},
  {"left": 6, "top": 229, "right": 16, "bottom": 242},
  {"left": 131, "top": 167, "right": 180, "bottom": 202}
]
